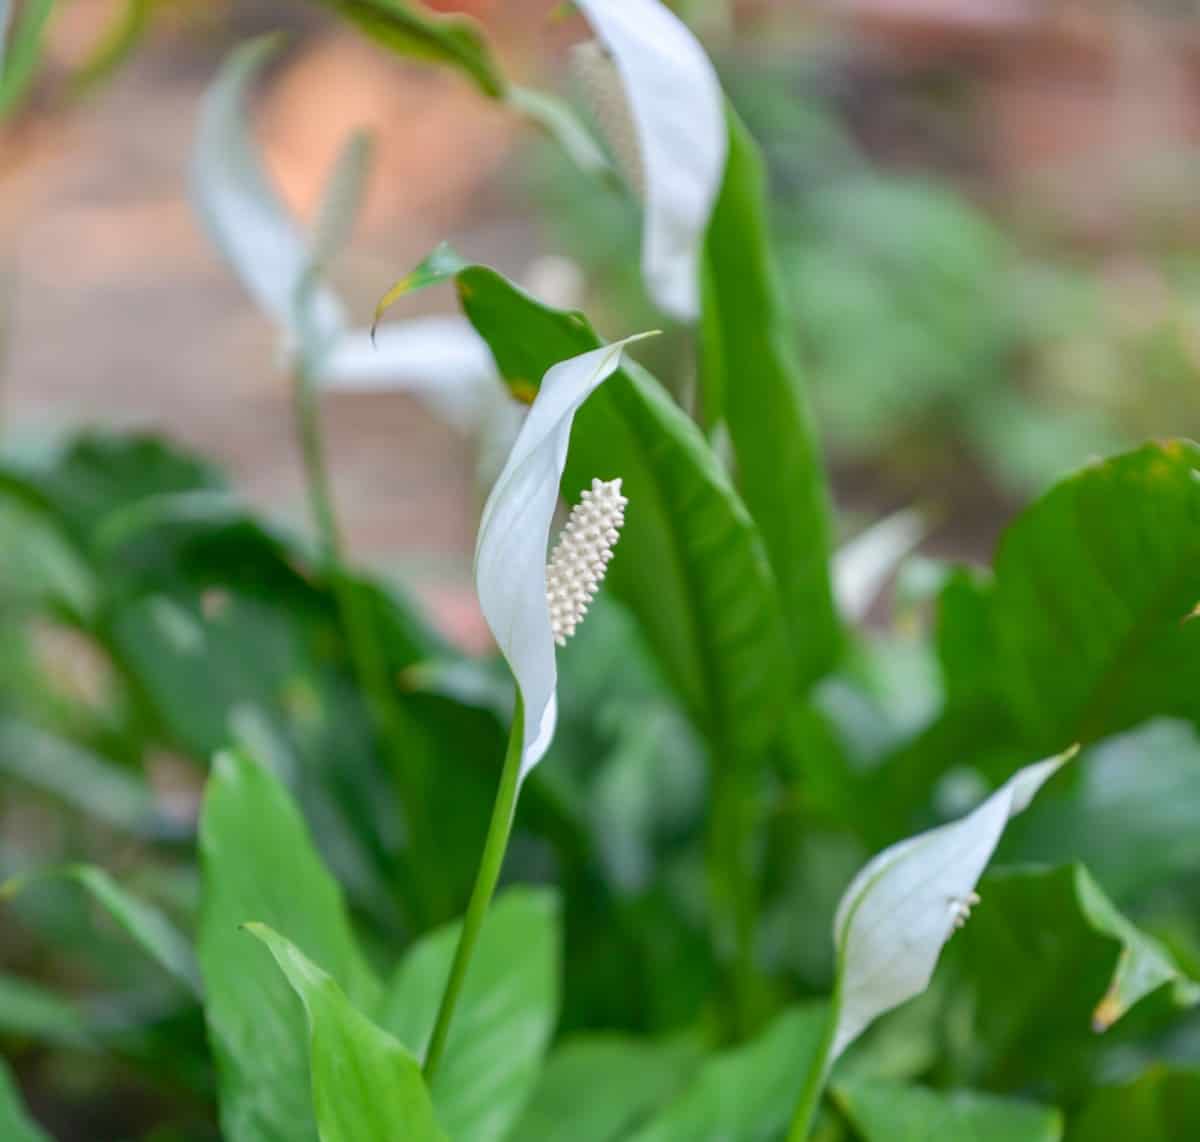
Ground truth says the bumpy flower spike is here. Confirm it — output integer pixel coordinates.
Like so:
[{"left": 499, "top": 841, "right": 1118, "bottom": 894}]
[{"left": 546, "top": 478, "right": 627, "bottom": 646}]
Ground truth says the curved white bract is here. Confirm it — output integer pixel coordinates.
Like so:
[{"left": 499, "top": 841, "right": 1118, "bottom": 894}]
[
  {"left": 475, "top": 338, "right": 646, "bottom": 778},
  {"left": 575, "top": 0, "right": 727, "bottom": 321},
  {"left": 830, "top": 747, "right": 1077, "bottom": 1061}
]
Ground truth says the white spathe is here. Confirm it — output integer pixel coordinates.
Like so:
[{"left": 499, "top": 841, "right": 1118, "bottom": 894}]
[
  {"left": 475, "top": 338, "right": 647, "bottom": 779},
  {"left": 830, "top": 747, "right": 1077, "bottom": 1061},
  {"left": 575, "top": 0, "right": 727, "bottom": 321}
]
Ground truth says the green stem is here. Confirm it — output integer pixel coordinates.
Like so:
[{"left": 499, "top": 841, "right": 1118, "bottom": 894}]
[
  {"left": 424, "top": 698, "right": 525, "bottom": 1082},
  {"left": 708, "top": 763, "right": 759, "bottom": 1039},
  {"left": 785, "top": 983, "right": 839, "bottom": 1141},
  {"left": 290, "top": 367, "right": 444, "bottom": 926}
]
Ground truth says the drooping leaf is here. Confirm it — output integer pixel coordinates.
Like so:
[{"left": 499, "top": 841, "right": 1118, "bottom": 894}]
[
  {"left": 248, "top": 924, "right": 447, "bottom": 1142},
  {"left": 701, "top": 111, "right": 838, "bottom": 687},
  {"left": 507, "top": 1034, "right": 703, "bottom": 1142},
  {"left": 627, "top": 1005, "right": 828, "bottom": 1142},
  {"left": 950, "top": 864, "right": 1199, "bottom": 1092},
  {"left": 312, "top": 0, "right": 506, "bottom": 97},
  {"left": 454, "top": 264, "right": 792, "bottom": 764},
  {"left": 198, "top": 749, "right": 378, "bottom": 1142},
  {"left": 376, "top": 888, "right": 560, "bottom": 1142},
  {"left": 0, "top": 1058, "right": 49, "bottom": 1142},
  {"left": 831, "top": 750, "right": 1074, "bottom": 1062},
  {"left": 991, "top": 441, "right": 1200, "bottom": 749},
  {"left": 1066, "top": 1066, "right": 1200, "bottom": 1141},
  {"left": 2, "top": 864, "right": 201, "bottom": 997},
  {"left": 835, "top": 1078, "right": 1063, "bottom": 1142},
  {"left": 0, "top": 0, "right": 54, "bottom": 119}
]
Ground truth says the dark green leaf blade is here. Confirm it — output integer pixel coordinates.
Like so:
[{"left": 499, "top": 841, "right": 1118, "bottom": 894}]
[
  {"left": 506, "top": 1034, "right": 703, "bottom": 1142},
  {"left": 248, "top": 923, "right": 448, "bottom": 1142},
  {"left": 701, "top": 110, "right": 839, "bottom": 687},
  {"left": 376, "top": 888, "right": 560, "bottom": 1142},
  {"left": 991, "top": 441, "right": 1200, "bottom": 749},
  {"left": 836, "top": 1078, "right": 1063, "bottom": 1142},
  {"left": 628, "top": 1005, "right": 828, "bottom": 1142},
  {"left": 199, "top": 748, "right": 379, "bottom": 1142},
  {"left": 1066, "top": 1066, "right": 1200, "bottom": 1141}
]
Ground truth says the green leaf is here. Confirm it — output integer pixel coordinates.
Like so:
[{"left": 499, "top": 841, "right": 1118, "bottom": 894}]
[
  {"left": 376, "top": 888, "right": 560, "bottom": 1142},
  {"left": 0, "top": 1058, "right": 50, "bottom": 1142},
  {"left": 952, "top": 864, "right": 1198, "bottom": 1092},
  {"left": 991, "top": 441, "right": 1200, "bottom": 749},
  {"left": 1066, "top": 1066, "right": 1200, "bottom": 1141},
  {"left": 2, "top": 865, "right": 201, "bottom": 997},
  {"left": 628, "top": 1005, "right": 828, "bottom": 1142},
  {"left": 0, "top": 0, "right": 53, "bottom": 119},
  {"left": 1000, "top": 719, "right": 1200, "bottom": 904},
  {"left": 313, "top": 0, "right": 506, "bottom": 98},
  {"left": 455, "top": 265, "right": 792, "bottom": 763},
  {"left": 507, "top": 1035, "right": 703, "bottom": 1142},
  {"left": 835, "top": 1078, "right": 1063, "bottom": 1142},
  {"left": 700, "top": 110, "right": 838, "bottom": 687},
  {"left": 69, "top": 0, "right": 150, "bottom": 96},
  {"left": 199, "top": 749, "right": 379, "bottom": 1142},
  {"left": 247, "top": 923, "right": 447, "bottom": 1142}
]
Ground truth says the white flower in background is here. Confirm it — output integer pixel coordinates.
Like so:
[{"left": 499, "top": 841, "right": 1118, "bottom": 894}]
[
  {"left": 832, "top": 507, "right": 926, "bottom": 622},
  {"left": 829, "top": 747, "right": 1077, "bottom": 1062},
  {"left": 573, "top": 0, "right": 727, "bottom": 321},
  {"left": 475, "top": 338, "right": 650, "bottom": 779}
]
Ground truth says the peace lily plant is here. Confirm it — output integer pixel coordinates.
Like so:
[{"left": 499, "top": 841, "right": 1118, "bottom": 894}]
[{"left": 7, "top": 1, "right": 1200, "bottom": 1140}]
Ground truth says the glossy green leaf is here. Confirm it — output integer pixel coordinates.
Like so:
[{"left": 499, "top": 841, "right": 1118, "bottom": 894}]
[
  {"left": 199, "top": 749, "right": 379, "bottom": 1142},
  {"left": 507, "top": 1035, "right": 703, "bottom": 1142},
  {"left": 992, "top": 441, "right": 1200, "bottom": 749},
  {"left": 2, "top": 864, "right": 201, "bottom": 997},
  {"left": 1066, "top": 1066, "right": 1200, "bottom": 1141},
  {"left": 376, "top": 888, "right": 559, "bottom": 1142},
  {"left": 628, "top": 1005, "right": 828, "bottom": 1142},
  {"left": 0, "top": 1058, "right": 49, "bottom": 1142},
  {"left": 248, "top": 924, "right": 447, "bottom": 1142},
  {"left": 953, "top": 864, "right": 1198, "bottom": 1091},
  {"left": 836, "top": 1078, "right": 1063, "bottom": 1142},
  {"left": 313, "top": 0, "right": 506, "bottom": 97},
  {"left": 701, "top": 110, "right": 838, "bottom": 687},
  {"left": 1000, "top": 719, "right": 1200, "bottom": 903},
  {"left": 456, "top": 264, "right": 792, "bottom": 763}
]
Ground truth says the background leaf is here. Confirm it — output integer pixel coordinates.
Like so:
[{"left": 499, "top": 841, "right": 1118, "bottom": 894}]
[
  {"left": 991, "top": 441, "right": 1200, "bottom": 749},
  {"left": 0, "top": 1058, "right": 50, "bottom": 1142},
  {"left": 376, "top": 888, "right": 559, "bottom": 1142},
  {"left": 1066, "top": 1066, "right": 1200, "bottom": 1141},
  {"left": 627, "top": 1005, "right": 827, "bottom": 1142},
  {"left": 249, "top": 923, "right": 447, "bottom": 1142},
  {"left": 835, "top": 1078, "right": 1063, "bottom": 1142},
  {"left": 506, "top": 1034, "right": 703, "bottom": 1142}
]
